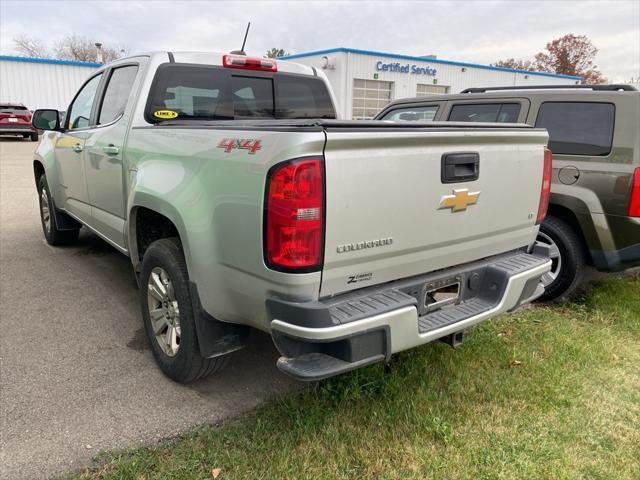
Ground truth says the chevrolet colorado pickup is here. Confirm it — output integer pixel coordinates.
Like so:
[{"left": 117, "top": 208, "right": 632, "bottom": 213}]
[{"left": 31, "top": 52, "right": 552, "bottom": 382}]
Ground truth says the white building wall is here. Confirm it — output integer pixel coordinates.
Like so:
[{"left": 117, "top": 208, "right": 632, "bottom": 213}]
[
  {"left": 0, "top": 58, "right": 98, "bottom": 110},
  {"left": 289, "top": 51, "right": 578, "bottom": 119}
]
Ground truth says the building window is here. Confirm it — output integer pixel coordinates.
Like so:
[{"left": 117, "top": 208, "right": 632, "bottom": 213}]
[
  {"left": 416, "top": 84, "right": 449, "bottom": 96},
  {"left": 352, "top": 79, "right": 393, "bottom": 119}
]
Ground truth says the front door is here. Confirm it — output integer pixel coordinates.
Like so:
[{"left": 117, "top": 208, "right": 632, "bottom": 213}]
[{"left": 55, "top": 73, "right": 104, "bottom": 223}]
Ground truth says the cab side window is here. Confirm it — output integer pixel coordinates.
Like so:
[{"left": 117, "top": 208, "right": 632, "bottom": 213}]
[
  {"left": 66, "top": 74, "right": 103, "bottom": 130},
  {"left": 98, "top": 65, "right": 139, "bottom": 125},
  {"left": 380, "top": 105, "right": 439, "bottom": 121},
  {"left": 448, "top": 103, "right": 520, "bottom": 123}
]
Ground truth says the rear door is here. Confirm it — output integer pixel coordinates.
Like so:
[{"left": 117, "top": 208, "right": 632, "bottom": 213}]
[
  {"left": 83, "top": 62, "right": 142, "bottom": 248},
  {"left": 320, "top": 126, "right": 548, "bottom": 297}
]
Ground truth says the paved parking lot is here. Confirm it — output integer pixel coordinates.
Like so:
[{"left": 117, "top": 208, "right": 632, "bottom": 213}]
[{"left": 0, "top": 139, "right": 296, "bottom": 479}]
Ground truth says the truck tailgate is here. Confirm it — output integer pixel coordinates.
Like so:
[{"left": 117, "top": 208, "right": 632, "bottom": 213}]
[{"left": 320, "top": 127, "right": 549, "bottom": 297}]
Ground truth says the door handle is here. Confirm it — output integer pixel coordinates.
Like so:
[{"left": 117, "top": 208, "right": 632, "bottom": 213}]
[
  {"left": 441, "top": 152, "right": 480, "bottom": 183},
  {"left": 72, "top": 143, "right": 83, "bottom": 153},
  {"left": 102, "top": 144, "right": 119, "bottom": 156}
]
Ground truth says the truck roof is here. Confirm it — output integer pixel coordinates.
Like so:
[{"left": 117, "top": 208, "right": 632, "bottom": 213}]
[
  {"left": 107, "top": 51, "right": 317, "bottom": 77},
  {"left": 384, "top": 84, "right": 640, "bottom": 108}
]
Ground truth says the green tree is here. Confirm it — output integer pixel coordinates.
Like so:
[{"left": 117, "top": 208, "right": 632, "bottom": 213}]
[{"left": 265, "top": 48, "right": 288, "bottom": 58}]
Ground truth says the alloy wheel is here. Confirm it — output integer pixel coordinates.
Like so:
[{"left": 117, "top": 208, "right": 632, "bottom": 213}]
[
  {"left": 147, "top": 266, "right": 181, "bottom": 357},
  {"left": 40, "top": 188, "right": 51, "bottom": 234},
  {"left": 537, "top": 231, "right": 562, "bottom": 287}
]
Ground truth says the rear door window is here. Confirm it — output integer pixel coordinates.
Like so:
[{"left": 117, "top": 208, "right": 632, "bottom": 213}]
[
  {"left": 380, "top": 105, "right": 439, "bottom": 121},
  {"left": 98, "top": 65, "right": 139, "bottom": 124},
  {"left": 534, "top": 102, "right": 615, "bottom": 156},
  {"left": 448, "top": 103, "right": 520, "bottom": 123}
]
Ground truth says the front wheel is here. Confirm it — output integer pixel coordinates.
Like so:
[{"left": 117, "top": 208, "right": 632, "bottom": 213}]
[
  {"left": 536, "top": 215, "right": 586, "bottom": 301},
  {"left": 140, "top": 237, "right": 229, "bottom": 382},
  {"left": 30, "top": 132, "right": 39, "bottom": 141},
  {"left": 38, "top": 175, "right": 79, "bottom": 245}
]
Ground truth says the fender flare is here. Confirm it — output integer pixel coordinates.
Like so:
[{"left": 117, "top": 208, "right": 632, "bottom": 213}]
[{"left": 127, "top": 192, "right": 192, "bottom": 275}]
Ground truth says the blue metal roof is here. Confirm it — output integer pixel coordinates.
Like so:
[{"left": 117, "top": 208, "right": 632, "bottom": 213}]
[
  {"left": 281, "top": 47, "right": 582, "bottom": 81},
  {"left": 0, "top": 55, "right": 101, "bottom": 68}
]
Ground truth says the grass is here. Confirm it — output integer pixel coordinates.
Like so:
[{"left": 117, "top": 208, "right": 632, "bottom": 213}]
[{"left": 73, "top": 274, "right": 640, "bottom": 480}]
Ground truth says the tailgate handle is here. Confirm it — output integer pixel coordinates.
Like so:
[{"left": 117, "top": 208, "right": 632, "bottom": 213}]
[{"left": 441, "top": 152, "right": 479, "bottom": 183}]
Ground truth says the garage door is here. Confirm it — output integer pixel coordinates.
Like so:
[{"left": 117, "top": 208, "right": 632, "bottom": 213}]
[{"left": 352, "top": 79, "right": 393, "bottom": 119}]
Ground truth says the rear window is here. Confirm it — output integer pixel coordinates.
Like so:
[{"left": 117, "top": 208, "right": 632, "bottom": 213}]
[
  {"left": 145, "top": 64, "right": 335, "bottom": 122},
  {"left": 448, "top": 103, "right": 520, "bottom": 123},
  {"left": 380, "top": 105, "right": 439, "bottom": 121},
  {"left": 535, "top": 102, "right": 615, "bottom": 156},
  {"left": 0, "top": 105, "right": 28, "bottom": 112}
]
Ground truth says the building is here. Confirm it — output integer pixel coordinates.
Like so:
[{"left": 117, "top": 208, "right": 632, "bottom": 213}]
[
  {"left": 0, "top": 55, "right": 100, "bottom": 110},
  {"left": 1, "top": 48, "right": 582, "bottom": 117},
  {"left": 282, "top": 48, "right": 581, "bottom": 119}
]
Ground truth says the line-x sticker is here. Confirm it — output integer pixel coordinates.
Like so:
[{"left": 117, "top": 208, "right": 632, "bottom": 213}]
[{"left": 217, "top": 138, "right": 262, "bottom": 154}]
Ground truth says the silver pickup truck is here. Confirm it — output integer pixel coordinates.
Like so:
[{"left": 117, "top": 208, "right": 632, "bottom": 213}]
[{"left": 31, "top": 52, "right": 552, "bottom": 382}]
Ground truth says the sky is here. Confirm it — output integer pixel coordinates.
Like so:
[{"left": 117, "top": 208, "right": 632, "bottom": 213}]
[{"left": 1, "top": 0, "right": 638, "bottom": 82}]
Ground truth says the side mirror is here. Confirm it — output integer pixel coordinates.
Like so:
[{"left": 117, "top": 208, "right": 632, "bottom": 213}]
[{"left": 32, "top": 109, "right": 62, "bottom": 131}]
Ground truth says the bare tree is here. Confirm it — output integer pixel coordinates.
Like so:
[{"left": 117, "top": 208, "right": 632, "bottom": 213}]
[
  {"left": 54, "top": 35, "right": 126, "bottom": 63},
  {"left": 491, "top": 58, "right": 536, "bottom": 72},
  {"left": 13, "top": 35, "right": 51, "bottom": 58}
]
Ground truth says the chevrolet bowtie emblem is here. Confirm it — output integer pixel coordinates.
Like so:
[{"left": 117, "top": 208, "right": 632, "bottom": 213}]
[{"left": 439, "top": 188, "right": 480, "bottom": 212}]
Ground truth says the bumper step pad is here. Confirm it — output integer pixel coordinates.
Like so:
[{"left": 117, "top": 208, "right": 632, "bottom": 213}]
[{"left": 277, "top": 352, "right": 385, "bottom": 381}]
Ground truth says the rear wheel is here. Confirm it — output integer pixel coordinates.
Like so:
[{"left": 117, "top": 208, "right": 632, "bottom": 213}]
[
  {"left": 140, "top": 237, "right": 229, "bottom": 382},
  {"left": 30, "top": 132, "right": 39, "bottom": 141},
  {"left": 536, "top": 215, "right": 586, "bottom": 301},
  {"left": 38, "top": 175, "right": 80, "bottom": 245}
]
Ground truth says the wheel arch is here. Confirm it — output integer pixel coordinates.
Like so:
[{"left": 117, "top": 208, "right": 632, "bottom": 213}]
[
  {"left": 546, "top": 201, "right": 594, "bottom": 265},
  {"left": 128, "top": 196, "right": 192, "bottom": 278},
  {"left": 33, "top": 160, "right": 45, "bottom": 188}
]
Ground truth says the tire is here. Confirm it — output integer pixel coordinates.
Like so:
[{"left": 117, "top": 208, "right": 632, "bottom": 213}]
[
  {"left": 536, "top": 215, "right": 586, "bottom": 302},
  {"left": 38, "top": 175, "right": 80, "bottom": 245},
  {"left": 140, "top": 237, "right": 229, "bottom": 382},
  {"left": 30, "top": 132, "right": 39, "bottom": 142}
]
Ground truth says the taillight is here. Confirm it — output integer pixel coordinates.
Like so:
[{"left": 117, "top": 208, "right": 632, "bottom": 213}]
[
  {"left": 223, "top": 54, "right": 277, "bottom": 72},
  {"left": 536, "top": 147, "right": 553, "bottom": 224},
  {"left": 265, "top": 158, "right": 324, "bottom": 271},
  {"left": 628, "top": 167, "right": 640, "bottom": 217}
]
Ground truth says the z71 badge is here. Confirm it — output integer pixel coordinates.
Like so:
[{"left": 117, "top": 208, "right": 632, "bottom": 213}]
[{"left": 217, "top": 138, "right": 262, "bottom": 154}]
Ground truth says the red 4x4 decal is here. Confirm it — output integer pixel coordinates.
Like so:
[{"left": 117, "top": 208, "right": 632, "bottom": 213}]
[{"left": 217, "top": 138, "right": 262, "bottom": 154}]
